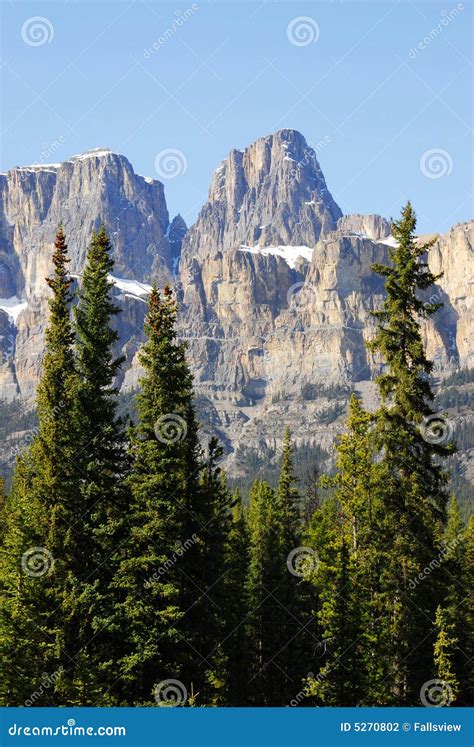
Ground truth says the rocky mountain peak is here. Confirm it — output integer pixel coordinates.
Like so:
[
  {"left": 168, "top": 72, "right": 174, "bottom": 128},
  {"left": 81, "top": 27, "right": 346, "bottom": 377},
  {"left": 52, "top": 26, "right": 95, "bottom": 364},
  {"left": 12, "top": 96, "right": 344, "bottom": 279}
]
[{"left": 182, "top": 129, "right": 342, "bottom": 259}]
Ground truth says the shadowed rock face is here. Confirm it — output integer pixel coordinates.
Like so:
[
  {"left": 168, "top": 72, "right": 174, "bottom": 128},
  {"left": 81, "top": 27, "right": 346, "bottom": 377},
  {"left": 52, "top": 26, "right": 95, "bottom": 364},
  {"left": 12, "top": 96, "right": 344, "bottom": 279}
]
[{"left": 0, "top": 132, "right": 472, "bottom": 478}]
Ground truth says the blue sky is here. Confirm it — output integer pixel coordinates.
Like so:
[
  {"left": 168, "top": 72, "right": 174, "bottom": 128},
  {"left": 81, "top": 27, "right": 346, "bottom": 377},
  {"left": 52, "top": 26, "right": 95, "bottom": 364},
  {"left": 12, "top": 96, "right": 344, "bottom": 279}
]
[{"left": 1, "top": 0, "right": 472, "bottom": 233}]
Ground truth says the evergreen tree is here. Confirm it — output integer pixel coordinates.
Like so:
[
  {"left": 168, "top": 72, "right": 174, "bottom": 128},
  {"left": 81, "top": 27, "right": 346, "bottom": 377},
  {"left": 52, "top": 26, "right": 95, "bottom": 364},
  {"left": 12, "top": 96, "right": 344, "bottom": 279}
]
[
  {"left": 0, "top": 226, "right": 82, "bottom": 705},
  {"left": 464, "top": 516, "right": 474, "bottom": 704},
  {"left": 433, "top": 605, "right": 459, "bottom": 703},
  {"left": 433, "top": 498, "right": 471, "bottom": 705},
  {"left": 308, "top": 395, "right": 382, "bottom": 705},
  {"left": 246, "top": 431, "right": 307, "bottom": 705},
  {"left": 112, "top": 286, "right": 230, "bottom": 705},
  {"left": 271, "top": 429, "right": 307, "bottom": 703},
  {"left": 368, "top": 202, "right": 455, "bottom": 703},
  {"left": 220, "top": 491, "right": 250, "bottom": 705},
  {"left": 197, "top": 436, "right": 233, "bottom": 704},
  {"left": 307, "top": 539, "right": 364, "bottom": 705},
  {"left": 245, "top": 479, "right": 277, "bottom": 705},
  {"left": 70, "top": 226, "right": 128, "bottom": 703}
]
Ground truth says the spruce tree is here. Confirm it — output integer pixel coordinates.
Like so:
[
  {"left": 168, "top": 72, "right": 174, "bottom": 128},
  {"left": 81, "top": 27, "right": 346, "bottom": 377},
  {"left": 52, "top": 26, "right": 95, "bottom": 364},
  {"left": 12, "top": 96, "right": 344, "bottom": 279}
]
[
  {"left": 112, "top": 285, "right": 230, "bottom": 705},
  {"left": 220, "top": 491, "right": 250, "bottom": 705},
  {"left": 368, "top": 202, "right": 454, "bottom": 703},
  {"left": 464, "top": 516, "right": 474, "bottom": 704},
  {"left": 70, "top": 226, "right": 128, "bottom": 703},
  {"left": 308, "top": 395, "right": 381, "bottom": 705},
  {"left": 433, "top": 605, "right": 459, "bottom": 703},
  {"left": 0, "top": 226, "right": 83, "bottom": 705},
  {"left": 246, "top": 432, "right": 307, "bottom": 705},
  {"left": 433, "top": 498, "right": 471, "bottom": 705},
  {"left": 271, "top": 429, "right": 307, "bottom": 703},
  {"left": 196, "top": 436, "right": 233, "bottom": 704},
  {"left": 308, "top": 539, "right": 364, "bottom": 705},
  {"left": 245, "top": 479, "right": 277, "bottom": 705}
]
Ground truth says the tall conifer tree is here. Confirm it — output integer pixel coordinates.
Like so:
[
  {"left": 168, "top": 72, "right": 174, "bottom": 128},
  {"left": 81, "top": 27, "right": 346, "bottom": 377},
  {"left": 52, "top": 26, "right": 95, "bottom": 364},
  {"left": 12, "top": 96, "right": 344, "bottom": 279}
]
[
  {"left": 0, "top": 227, "right": 83, "bottom": 704},
  {"left": 112, "top": 286, "right": 230, "bottom": 705},
  {"left": 368, "top": 202, "right": 454, "bottom": 703},
  {"left": 70, "top": 226, "right": 128, "bottom": 703}
]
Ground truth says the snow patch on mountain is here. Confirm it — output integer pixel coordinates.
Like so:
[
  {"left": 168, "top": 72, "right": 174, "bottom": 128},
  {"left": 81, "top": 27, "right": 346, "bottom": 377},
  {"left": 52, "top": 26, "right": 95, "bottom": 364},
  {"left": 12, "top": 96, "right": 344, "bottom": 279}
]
[
  {"left": 239, "top": 244, "right": 313, "bottom": 269},
  {"left": 108, "top": 275, "right": 152, "bottom": 298},
  {"left": 0, "top": 296, "right": 28, "bottom": 324}
]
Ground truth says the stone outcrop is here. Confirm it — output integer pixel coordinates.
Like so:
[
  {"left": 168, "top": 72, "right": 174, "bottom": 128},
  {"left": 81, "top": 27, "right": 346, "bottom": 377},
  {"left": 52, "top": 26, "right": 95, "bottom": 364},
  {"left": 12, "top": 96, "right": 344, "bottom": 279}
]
[
  {"left": 181, "top": 129, "right": 342, "bottom": 259},
  {"left": 0, "top": 148, "right": 181, "bottom": 398},
  {"left": 0, "top": 131, "right": 472, "bottom": 480}
]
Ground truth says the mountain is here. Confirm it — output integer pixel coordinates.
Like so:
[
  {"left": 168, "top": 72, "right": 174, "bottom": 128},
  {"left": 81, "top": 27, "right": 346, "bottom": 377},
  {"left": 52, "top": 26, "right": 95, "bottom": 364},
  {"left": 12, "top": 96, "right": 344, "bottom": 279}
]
[
  {"left": 0, "top": 131, "right": 472, "bottom": 497},
  {"left": 0, "top": 147, "right": 181, "bottom": 398},
  {"left": 181, "top": 129, "right": 342, "bottom": 258}
]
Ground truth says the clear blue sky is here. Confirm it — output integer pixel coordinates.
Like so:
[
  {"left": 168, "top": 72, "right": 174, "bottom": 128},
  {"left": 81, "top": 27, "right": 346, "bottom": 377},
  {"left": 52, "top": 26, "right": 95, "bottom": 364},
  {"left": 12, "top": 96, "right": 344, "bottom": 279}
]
[{"left": 1, "top": 0, "right": 472, "bottom": 233}]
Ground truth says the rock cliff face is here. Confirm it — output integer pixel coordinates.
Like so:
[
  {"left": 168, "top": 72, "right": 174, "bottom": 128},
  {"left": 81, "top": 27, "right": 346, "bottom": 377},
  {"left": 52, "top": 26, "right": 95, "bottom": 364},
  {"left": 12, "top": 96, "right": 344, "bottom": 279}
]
[
  {"left": 181, "top": 129, "right": 342, "bottom": 259},
  {"left": 0, "top": 148, "right": 179, "bottom": 398},
  {"left": 0, "top": 131, "right": 472, "bottom": 482}
]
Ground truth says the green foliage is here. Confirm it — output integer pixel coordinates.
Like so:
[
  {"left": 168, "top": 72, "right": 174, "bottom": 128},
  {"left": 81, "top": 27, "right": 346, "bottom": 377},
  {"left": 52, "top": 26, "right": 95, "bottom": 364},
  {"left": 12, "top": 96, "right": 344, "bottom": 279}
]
[
  {"left": 433, "top": 498, "right": 472, "bottom": 705},
  {"left": 366, "top": 202, "right": 455, "bottom": 703},
  {"left": 70, "top": 226, "right": 129, "bottom": 703},
  {"left": 1, "top": 226, "right": 84, "bottom": 705},
  {"left": 0, "top": 207, "right": 471, "bottom": 708},
  {"left": 111, "top": 286, "right": 231, "bottom": 705}
]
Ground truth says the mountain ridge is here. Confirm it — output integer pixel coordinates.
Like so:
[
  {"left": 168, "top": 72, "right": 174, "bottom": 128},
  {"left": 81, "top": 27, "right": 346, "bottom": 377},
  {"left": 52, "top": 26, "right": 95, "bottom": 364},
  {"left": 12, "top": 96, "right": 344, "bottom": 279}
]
[{"left": 0, "top": 128, "right": 472, "bottom": 489}]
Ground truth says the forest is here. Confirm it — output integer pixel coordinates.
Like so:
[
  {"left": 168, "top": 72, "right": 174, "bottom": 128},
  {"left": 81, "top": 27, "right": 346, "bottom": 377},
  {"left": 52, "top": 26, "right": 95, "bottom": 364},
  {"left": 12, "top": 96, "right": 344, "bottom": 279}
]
[{"left": 0, "top": 203, "right": 472, "bottom": 708}]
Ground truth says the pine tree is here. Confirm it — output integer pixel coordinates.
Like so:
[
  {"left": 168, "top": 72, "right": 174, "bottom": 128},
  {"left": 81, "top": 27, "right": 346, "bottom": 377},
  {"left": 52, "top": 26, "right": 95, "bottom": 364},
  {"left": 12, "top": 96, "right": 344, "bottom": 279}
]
[
  {"left": 196, "top": 436, "right": 233, "bottom": 704},
  {"left": 112, "top": 285, "right": 230, "bottom": 705},
  {"left": 368, "top": 202, "right": 455, "bottom": 703},
  {"left": 245, "top": 432, "right": 307, "bottom": 705},
  {"left": 220, "top": 491, "right": 250, "bottom": 705},
  {"left": 270, "top": 429, "right": 307, "bottom": 703},
  {"left": 70, "top": 226, "right": 128, "bottom": 703},
  {"left": 245, "top": 479, "right": 277, "bottom": 705},
  {"left": 307, "top": 395, "right": 381, "bottom": 705},
  {"left": 464, "top": 516, "right": 474, "bottom": 704},
  {"left": 0, "top": 226, "right": 83, "bottom": 705},
  {"left": 433, "top": 497, "right": 471, "bottom": 705},
  {"left": 433, "top": 605, "right": 459, "bottom": 703},
  {"left": 307, "top": 539, "right": 364, "bottom": 705}
]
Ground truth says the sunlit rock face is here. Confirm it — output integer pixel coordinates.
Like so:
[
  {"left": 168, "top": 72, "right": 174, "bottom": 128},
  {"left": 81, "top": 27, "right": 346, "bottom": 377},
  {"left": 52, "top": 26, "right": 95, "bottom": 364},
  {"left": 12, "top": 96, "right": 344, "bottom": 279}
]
[{"left": 0, "top": 132, "right": 471, "bottom": 478}]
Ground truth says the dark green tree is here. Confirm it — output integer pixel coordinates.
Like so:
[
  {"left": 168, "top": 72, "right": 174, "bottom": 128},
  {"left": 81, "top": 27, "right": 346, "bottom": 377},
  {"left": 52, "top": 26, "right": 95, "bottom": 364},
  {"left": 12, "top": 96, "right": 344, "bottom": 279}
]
[
  {"left": 308, "top": 395, "right": 382, "bottom": 705},
  {"left": 70, "top": 226, "right": 129, "bottom": 703},
  {"left": 196, "top": 436, "right": 233, "bottom": 704},
  {"left": 433, "top": 497, "right": 471, "bottom": 705},
  {"left": 245, "top": 479, "right": 277, "bottom": 705},
  {"left": 307, "top": 538, "right": 364, "bottom": 705},
  {"left": 112, "top": 286, "right": 230, "bottom": 705},
  {"left": 368, "top": 201, "right": 455, "bottom": 703},
  {"left": 219, "top": 491, "right": 250, "bottom": 705},
  {"left": 433, "top": 605, "right": 459, "bottom": 703},
  {"left": 0, "top": 226, "right": 83, "bottom": 705},
  {"left": 246, "top": 431, "right": 307, "bottom": 705}
]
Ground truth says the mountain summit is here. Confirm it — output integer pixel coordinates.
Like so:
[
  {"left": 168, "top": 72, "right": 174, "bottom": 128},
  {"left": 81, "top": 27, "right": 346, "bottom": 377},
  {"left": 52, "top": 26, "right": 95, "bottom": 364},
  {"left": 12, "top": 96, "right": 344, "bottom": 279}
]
[{"left": 182, "top": 129, "right": 342, "bottom": 259}]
